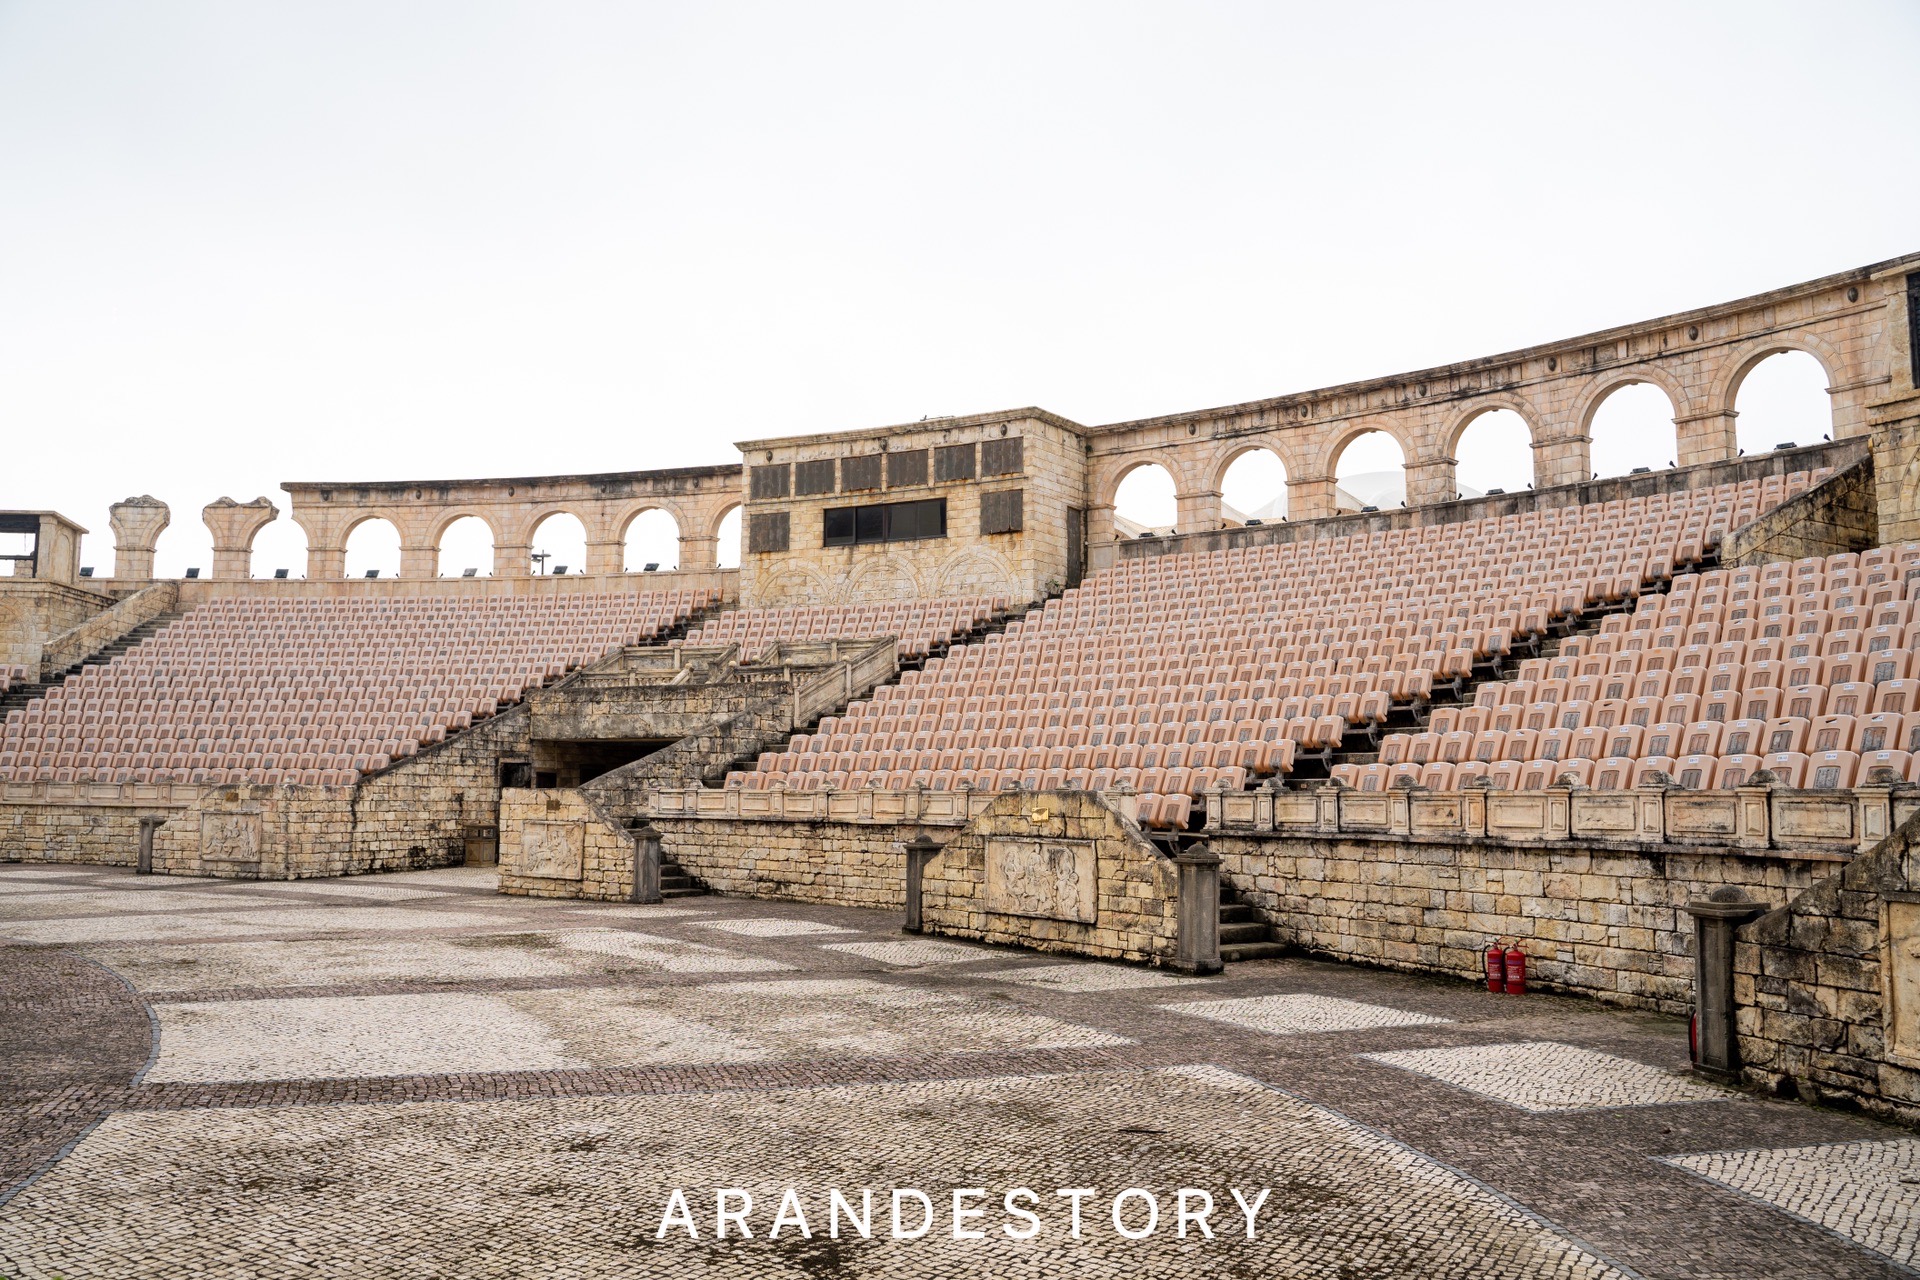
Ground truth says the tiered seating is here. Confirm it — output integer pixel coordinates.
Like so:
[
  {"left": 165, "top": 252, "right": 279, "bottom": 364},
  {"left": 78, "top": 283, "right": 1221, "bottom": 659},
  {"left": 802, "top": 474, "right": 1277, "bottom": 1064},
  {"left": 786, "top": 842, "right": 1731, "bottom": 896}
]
[
  {"left": 730, "top": 473, "right": 1817, "bottom": 825},
  {"left": 1346, "top": 540, "right": 1920, "bottom": 792},
  {"left": 1, "top": 664, "right": 27, "bottom": 696},
  {"left": 0, "top": 590, "right": 716, "bottom": 786},
  {"left": 679, "top": 599, "right": 1003, "bottom": 660}
]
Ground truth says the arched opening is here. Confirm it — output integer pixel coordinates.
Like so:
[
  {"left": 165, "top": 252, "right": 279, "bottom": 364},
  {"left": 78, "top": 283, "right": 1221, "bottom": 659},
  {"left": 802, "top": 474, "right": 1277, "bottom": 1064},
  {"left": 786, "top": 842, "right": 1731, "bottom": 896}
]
[
  {"left": 529, "top": 512, "right": 587, "bottom": 575},
  {"left": 1219, "top": 449, "right": 1289, "bottom": 524},
  {"left": 715, "top": 505, "right": 742, "bottom": 569},
  {"left": 1112, "top": 463, "right": 1177, "bottom": 537},
  {"left": 343, "top": 519, "right": 401, "bottom": 579},
  {"left": 249, "top": 520, "right": 309, "bottom": 579},
  {"left": 1453, "top": 410, "right": 1534, "bottom": 496},
  {"left": 622, "top": 509, "right": 680, "bottom": 573},
  {"left": 150, "top": 519, "right": 212, "bottom": 580},
  {"left": 1733, "top": 350, "right": 1831, "bottom": 455},
  {"left": 436, "top": 516, "right": 495, "bottom": 578},
  {"left": 1588, "top": 382, "right": 1677, "bottom": 479},
  {"left": 1332, "top": 431, "right": 1406, "bottom": 512}
]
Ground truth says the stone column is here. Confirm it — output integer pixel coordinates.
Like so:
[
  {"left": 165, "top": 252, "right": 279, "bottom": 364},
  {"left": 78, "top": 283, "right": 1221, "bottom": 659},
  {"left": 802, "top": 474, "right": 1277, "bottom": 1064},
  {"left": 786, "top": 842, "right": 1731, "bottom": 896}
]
[
  {"left": 1869, "top": 392, "right": 1920, "bottom": 547},
  {"left": 1532, "top": 431, "right": 1590, "bottom": 489},
  {"left": 1084, "top": 502, "right": 1117, "bottom": 547},
  {"left": 398, "top": 542, "right": 438, "bottom": 580},
  {"left": 1173, "top": 488, "right": 1222, "bottom": 533},
  {"left": 901, "top": 834, "right": 940, "bottom": 933},
  {"left": 495, "top": 544, "right": 532, "bottom": 578},
  {"left": 201, "top": 497, "right": 279, "bottom": 580},
  {"left": 1682, "top": 887, "right": 1769, "bottom": 1080},
  {"left": 306, "top": 544, "right": 347, "bottom": 579},
  {"left": 629, "top": 822, "right": 663, "bottom": 904},
  {"left": 1403, "top": 457, "right": 1457, "bottom": 506},
  {"left": 1287, "top": 474, "right": 1339, "bottom": 522},
  {"left": 675, "top": 535, "right": 717, "bottom": 573},
  {"left": 1674, "top": 410, "right": 1738, "bottom": 468},
  {"left": 1173, "top": 842, "right": 1222, "bottom": 974},
  {"left": 136, "top": 816, "right": 162, "bottom": 875},
  {"left": 586, "top": 538, "right": 626, "bottom": 576},
  {"left": 108, "top": 496, "right": 170, "bottom": 582}
]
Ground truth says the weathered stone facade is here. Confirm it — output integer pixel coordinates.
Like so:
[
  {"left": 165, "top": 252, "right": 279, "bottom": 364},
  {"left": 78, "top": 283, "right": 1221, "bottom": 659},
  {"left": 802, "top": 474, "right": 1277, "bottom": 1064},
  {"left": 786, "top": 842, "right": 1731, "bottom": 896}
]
[
  {"left": 0, "top": 580, "right": 113, "bottom": 672},
  {"left": 1732, "top": 806, "right": 1920, "bottom": 1126},
  {"left": 1723, "top": 455, "right": 1878, "bottom": 567},
  {"left": 0, "top": 781, "right": 203, "bottom": 867},
  {"left": 918, "top": 790, "right": 1181, "bottom": 966}
]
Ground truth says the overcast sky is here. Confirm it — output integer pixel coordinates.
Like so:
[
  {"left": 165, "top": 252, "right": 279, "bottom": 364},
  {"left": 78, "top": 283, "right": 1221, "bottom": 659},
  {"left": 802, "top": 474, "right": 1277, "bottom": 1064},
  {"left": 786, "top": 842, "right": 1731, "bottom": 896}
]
[{"left": 3, "top": 1, "right": 1917, "bottom": 575}]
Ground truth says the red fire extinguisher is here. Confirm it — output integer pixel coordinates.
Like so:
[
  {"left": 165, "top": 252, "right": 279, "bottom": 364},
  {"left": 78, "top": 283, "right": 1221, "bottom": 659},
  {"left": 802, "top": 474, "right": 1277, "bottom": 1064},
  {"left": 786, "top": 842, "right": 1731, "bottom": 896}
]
[
  {"left": 1504, "top": 946, "right": 1526, "bottom": 996},
  {"left": 1484, "top": 941, "right": 1505, "bottom": 993}
]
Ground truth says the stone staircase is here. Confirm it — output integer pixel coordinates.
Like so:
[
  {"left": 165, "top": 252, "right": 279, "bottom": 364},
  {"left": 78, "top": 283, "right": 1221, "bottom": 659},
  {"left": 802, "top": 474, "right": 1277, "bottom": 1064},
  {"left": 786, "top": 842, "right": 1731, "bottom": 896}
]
[
  {"left": 658, "top": 851, "right": 708, "bottom": 899},
  {"left": 1218, "top": 883, "right": 1287, "bottom": 963},
  {"left": 0, "top": 611, "right": 184, "bottom": 718}
]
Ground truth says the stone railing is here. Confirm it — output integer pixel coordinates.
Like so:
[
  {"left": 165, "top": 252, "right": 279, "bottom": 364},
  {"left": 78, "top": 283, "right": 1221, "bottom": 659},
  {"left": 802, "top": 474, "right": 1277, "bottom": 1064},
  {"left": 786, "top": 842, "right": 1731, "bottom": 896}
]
[
  {"left": 1206, "top": 780, "right": 1916, "bottom": 856},
  {"left": 36, "top": 580, "right": 179, "bottom": 679},
  {"left": 0, "top": 778, "right": 206, "bottom": 808},
  {"left": 650, "top": 777, "right": 1916, "bottom": 857}
]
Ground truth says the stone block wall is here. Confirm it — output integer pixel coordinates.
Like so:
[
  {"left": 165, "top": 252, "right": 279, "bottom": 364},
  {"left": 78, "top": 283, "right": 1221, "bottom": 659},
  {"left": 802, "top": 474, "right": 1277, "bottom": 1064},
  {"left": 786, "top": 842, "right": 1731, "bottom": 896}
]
[
  {"left": 1732, "top": 809, "right": 1920, "bottom": 1126},
  {"left": 1723, "top": 455, "right": 1877, "bottom": 567},
  {"left": 0, "top": 580, "right": 115, "bottom": 671},
  {"left": 498, "top": 786, "right": 640, "bottom": 899},
  {"left": 919, "top": 790, "right": 1180, "bottom": 965},
  {"left": 1209, "top": 831, "right": 1841, "bottom": 1013}
]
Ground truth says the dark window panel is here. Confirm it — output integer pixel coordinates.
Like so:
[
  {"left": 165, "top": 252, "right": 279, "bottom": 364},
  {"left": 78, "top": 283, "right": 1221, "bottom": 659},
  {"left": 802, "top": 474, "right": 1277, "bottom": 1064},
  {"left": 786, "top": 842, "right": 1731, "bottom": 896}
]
[
  {"left": 749, "top": 464, "right": 790, "bottom": 500},
  {"left": 819, "top": 499, "right": 947, "bottom": 547},
  {"left": 746, "top": 510, "right": 790, "bottom": 554},
  {"left": 886, "top": 448, "right": 928, "bottom": 488},
  {"left": 934, "top": 443, "right": 976, "bottom": 483},
  {"left": 980, "top": 488, "right": 1024, "bottom": 535},
  {"left": 842, "top": 454, "right": 882, "bottom": 491},
  {"left": 794, "top": 458, "right": 837, "bottom": 496},
  {"left": 980, "top": 437, "right": 1024, "bottom": 476}
]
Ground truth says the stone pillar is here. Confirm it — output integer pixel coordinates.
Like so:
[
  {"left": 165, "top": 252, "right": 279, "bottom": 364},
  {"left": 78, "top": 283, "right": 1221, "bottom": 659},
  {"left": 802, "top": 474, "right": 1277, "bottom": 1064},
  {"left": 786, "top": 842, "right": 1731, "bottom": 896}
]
[
  {"left": 1674, "top": 410, "right": 1738, "bottom": 468},
  {"left": 108, "top": 496, "right": 170, "bottom": 582},
  {"left": 1869, "top": 392, "right": 1920, "bottom": 547},
  {"left": 496, "top": 544, "right": 532, "bottom": 578},
  {"left": 398, "top": 542, "right": 438, "bottom": 580},
  {"left": 1532, "top": 431, "right": 1590, "bottom": 489},
  {"left": 1634, "top": 771, "right": 1670, "bottom": 841},
  {"left": 674, "top": 535, "right": 716, "bottom": 573},
  {"left": 201, "top": 497, "right": 279, "bottom": 580},
  {"left": 586, "top": 538, "right": 625, "bottom": 576},
  {"left": 1403, "top": 457, "right": 1457, "bottom": 506},
  {"left": 306, "top": 544, "right": 347, "bottom": 579},
  {"left": 1287, "top": 475, "right": 1338, "bottom": 522},
  {"left": 136, "top": 816, "right": 162, "bottom": 875},
  {"left": 1085, "top": 502, "right": 1117, "bottom": 547},
  {"left": 629, "top": 822, "right": 662, "bottom": 904},
  {"left": 901, "top": 834, "right": 940, "bottom": 933},
  {"left": 1173, "top": 842, "right": 1222, "bottom": 975},
  {"left": 1734, "top": 779, "right": 1774, "bottom": 850},
  {"left": 1173, "top": 489, "right": 1222, "bottom": 533},
  {"left": 1682, "top": 887, "right": 1769, "bottom": 1080}
]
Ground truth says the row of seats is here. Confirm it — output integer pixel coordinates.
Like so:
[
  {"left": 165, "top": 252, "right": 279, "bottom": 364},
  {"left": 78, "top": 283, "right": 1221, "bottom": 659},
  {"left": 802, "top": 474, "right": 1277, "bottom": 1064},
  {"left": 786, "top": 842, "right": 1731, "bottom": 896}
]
[
  {"left": 1335, "top": 747, "right": 1915, "bottom": 793},
  {"left": 678, "top": 600, "right": 1001, "bottom": 660},
  {"left": 726, "top": 476, "right": 1813, "bottom": 824},
  {"left": 0, "top": 664, "right": 26, "bottom": 696},
  {"left": 0, "top": 591, "right": 713, "bottom": 785}
]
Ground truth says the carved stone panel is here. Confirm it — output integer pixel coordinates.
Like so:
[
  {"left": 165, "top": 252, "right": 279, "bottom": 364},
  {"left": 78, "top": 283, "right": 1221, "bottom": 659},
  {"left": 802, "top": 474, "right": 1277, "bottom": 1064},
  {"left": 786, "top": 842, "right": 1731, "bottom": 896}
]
[
  {"left": 1887, "top": 900, "right": 1920, "bottom": 1066},
  {"left": 200, "top": 811, "right": 261, "bottom": 867},
  {"left": 515, "top": 820, "right": 584, "bottom": 881},
  {"left": 985, "top": 837, "right": 1097, "bottom": 924}
]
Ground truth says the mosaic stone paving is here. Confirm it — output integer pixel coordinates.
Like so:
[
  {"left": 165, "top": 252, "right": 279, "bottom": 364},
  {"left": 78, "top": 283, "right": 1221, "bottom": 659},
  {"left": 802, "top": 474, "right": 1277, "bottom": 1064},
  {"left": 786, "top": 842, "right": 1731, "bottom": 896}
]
[
  {"left": 1361, "top": 1041, "right": 1730, "bottom": 1112},
  {"left": 821, "top": 938, "right": 992, "bottom": 966},
  {"left": 3, "top": 863, "right": 1914, "bottom": 1279},
  {"left": 980, "top": 962, "right": 1210, "bottom": 992},
  {"left": 0, "top": 888, "right": 245, "bottom": 919},
  {"left": 0, "top": 1067, "right": 1631, "bottom": 1280},
  {"left": 1159, "top": 992, "right": 1453, "bottom": 1037},
  {"left": 1665, "top": 1139, "right": 1920, "bottom": 1268}
]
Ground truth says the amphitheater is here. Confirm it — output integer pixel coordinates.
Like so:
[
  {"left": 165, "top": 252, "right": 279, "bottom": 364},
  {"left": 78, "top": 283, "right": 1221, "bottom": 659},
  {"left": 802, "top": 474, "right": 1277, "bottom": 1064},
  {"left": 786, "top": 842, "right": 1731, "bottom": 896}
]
[{"left": 6, "top": 254, "right": 1920, "bottom": 1278}]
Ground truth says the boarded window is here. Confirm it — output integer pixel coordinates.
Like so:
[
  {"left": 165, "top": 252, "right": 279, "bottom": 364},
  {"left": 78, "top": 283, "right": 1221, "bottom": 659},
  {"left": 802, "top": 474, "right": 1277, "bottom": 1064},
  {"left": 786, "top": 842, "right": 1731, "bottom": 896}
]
[
  {"left": 749, "top": 464, "right": 790, "bottom": 500},
  {"left": 823, "top": 499, "right": 946, "bottom": 546},
  {"left": 980, "top": 437, "right": 1024, "bottom": 476},
  {"left": 886, "top": 448, "right": 928, "bottom": 488},
  {"left": 841, "top": 454, "right": 882, "bottom": 491},
  {"left": 746, "top": 511, "right": 790, "bottom": 554},
  {"left": 980, "top": 488, "right": 1024, "bottom": 535},
  {"left": 794, "top": 459, "right": 837, "bottom": 496},
  {"left": 934, "top": 443, "right": 976, "bottom": 482}
]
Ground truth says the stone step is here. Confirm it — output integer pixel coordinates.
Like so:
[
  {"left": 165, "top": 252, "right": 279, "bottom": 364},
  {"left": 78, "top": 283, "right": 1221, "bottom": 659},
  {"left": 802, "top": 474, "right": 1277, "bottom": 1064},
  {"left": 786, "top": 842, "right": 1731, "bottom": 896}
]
[
  {"left": 660, "top": 886, "right": 708, "bottom": 899},
  {"left": 1218, "top": 921, "right": 1271, "bottom": 945},
  {"left": 1217, "top": 903, "right": 1258, "bottom": 923},
  {"left": 1220, "top": 940, "right": 1289, "bottom": 963}
]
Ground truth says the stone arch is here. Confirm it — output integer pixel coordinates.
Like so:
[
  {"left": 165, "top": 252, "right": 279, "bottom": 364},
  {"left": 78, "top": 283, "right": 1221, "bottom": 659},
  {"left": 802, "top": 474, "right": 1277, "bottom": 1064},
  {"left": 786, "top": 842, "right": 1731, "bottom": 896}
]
[
  {"left": 754, "top": 562, "right": 839, "bottom": 609},
  {"left": 1106, "top": 459, "right": 1181, "bottom": 536},
  {"left": 1090, "top": 450, "right": 1203, "bottom": 520},
  {"left": 434, "top": 514, "right": 498, "bottom": 577},
  {"left": 1201, "top": 437, "right": 1305, "bottom": 495},
  {"left": 525, "top": 509, "right": 590, "bottom": 575},
  {"left": 1709, "top": 331, "right": 1845, "bottom": 419},
  {"left": 1445, "top": 397, "right": 1543, "bottom": 497},
  {"left": 426, "top": 508, "right": 507, "bottom": 549},
  {"left": 930, "top": 546, "right": 1023, "bottom": 599},
  {"left": 1208, "top": 443, "right": 1293, "bottom": 524},
  {"left": 341, "top": 514, "right": 404, "bottom": 579},
  {"left": 711, "top": 502, "right": 743, "bottom": 570},
  {"left": 1572, "top": 365, "right": 1691, "bottom": 437},
  {"left": 248, "top": 518, "right": 309, "bottom": 579},
  {"left": 620, "top": 504, "right": 683, "bottom": 573},
  {"left": 1323, "top": 421, "right": 1412, "bottom": 511}
]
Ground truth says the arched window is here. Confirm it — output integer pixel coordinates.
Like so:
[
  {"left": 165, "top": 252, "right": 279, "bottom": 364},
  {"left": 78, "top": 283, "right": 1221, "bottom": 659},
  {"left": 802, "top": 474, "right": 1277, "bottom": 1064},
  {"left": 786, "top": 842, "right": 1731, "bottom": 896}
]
[
  {"left": 1588, "top": 383, "right": 1676, "bottom": 479},
  {"left": 1220, "top": 449, "right": 1289, "bottom": 523},
  {"left": 715, "top": 506, "right": 742, "bottom": 569},
  {"left": 436, "top": 516, "right": 495, "bottom": 577},
  {"left": 623, "top": 510, "right": 680, "bottom": 572},
  {"left": 1733, "top": 351, "right": 1831, "bottom": 455},
  {"left": 529, "top": 513, "right": 588, "bottom": 575},
  {"left": 1112, "top": 464, "right": 1177, "bottom": 536},
  {"left": 1332, "top": 431, "right": 1406, "bottom": 511},
  {"left": 1453, "top": 410, "right": 1534, "bottom": 496},
  {"left": 343, "top": 519, "right": 402, "bottom": 579},
  {"left": 250, "top": 519, "right": 309, "bottom": 578}
]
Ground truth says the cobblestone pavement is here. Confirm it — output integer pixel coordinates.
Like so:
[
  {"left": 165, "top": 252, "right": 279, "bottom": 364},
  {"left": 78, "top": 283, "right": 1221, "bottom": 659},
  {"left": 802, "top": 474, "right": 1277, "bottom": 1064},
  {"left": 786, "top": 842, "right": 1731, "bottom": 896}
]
[{"left": 2, "top": 862, "right": 1916, "bottom": 1279}]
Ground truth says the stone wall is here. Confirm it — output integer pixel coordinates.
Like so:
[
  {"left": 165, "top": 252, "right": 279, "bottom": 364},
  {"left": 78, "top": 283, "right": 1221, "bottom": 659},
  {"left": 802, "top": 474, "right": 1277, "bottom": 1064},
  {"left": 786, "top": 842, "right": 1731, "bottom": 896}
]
[
  {"left": 498, "top": 786, "right": 640, "bottom": 899},
  {"left": 0, "top": 782, "right": 204, "bottom": 867},
  {"left": 1209, "top": 830, "right": 1843, "bottom": 1013},
  {"left": 0, "top": 580, "right": 115, "bottom": 671},
  {"left": 737, "top": 409, "right": 1087, "bottom": 607},
  {"left": 1732, "top": 808, "right": 1920, "bottom": 1126},
  {"left": 35, "top": 581, "right": 179, "bottom": 679},
  {"left": 1723, "top": 455, "right": 1877, "bottom": 567},
  {"left": 919, "top": 790, "right": 1180, "bottom": 965}
]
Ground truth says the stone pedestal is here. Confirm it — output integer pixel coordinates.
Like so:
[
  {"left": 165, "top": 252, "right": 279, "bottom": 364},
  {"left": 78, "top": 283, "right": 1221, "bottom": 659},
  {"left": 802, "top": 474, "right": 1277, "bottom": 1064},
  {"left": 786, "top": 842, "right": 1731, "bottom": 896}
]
[
  {"left": 1683, "top": 889, "right": 1769, "bottom": 1080},
  {"left": 202, "top": 497, "right": 279, "bottom": 580},
  {"left": 629, "top": 822, "right": 663, "bottom": 904},
  {"left": 1675, "top": 410, "right": 1738, "bottom": 468},
  {"left": 1173, "top": 842, "right": 1222, "bottom": 975},
  {"left": 109, "top": 497, "right": 169, "bottom": 582},
  {"left": 901, "top": 834, "right": 941, "bottom": 933}
]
